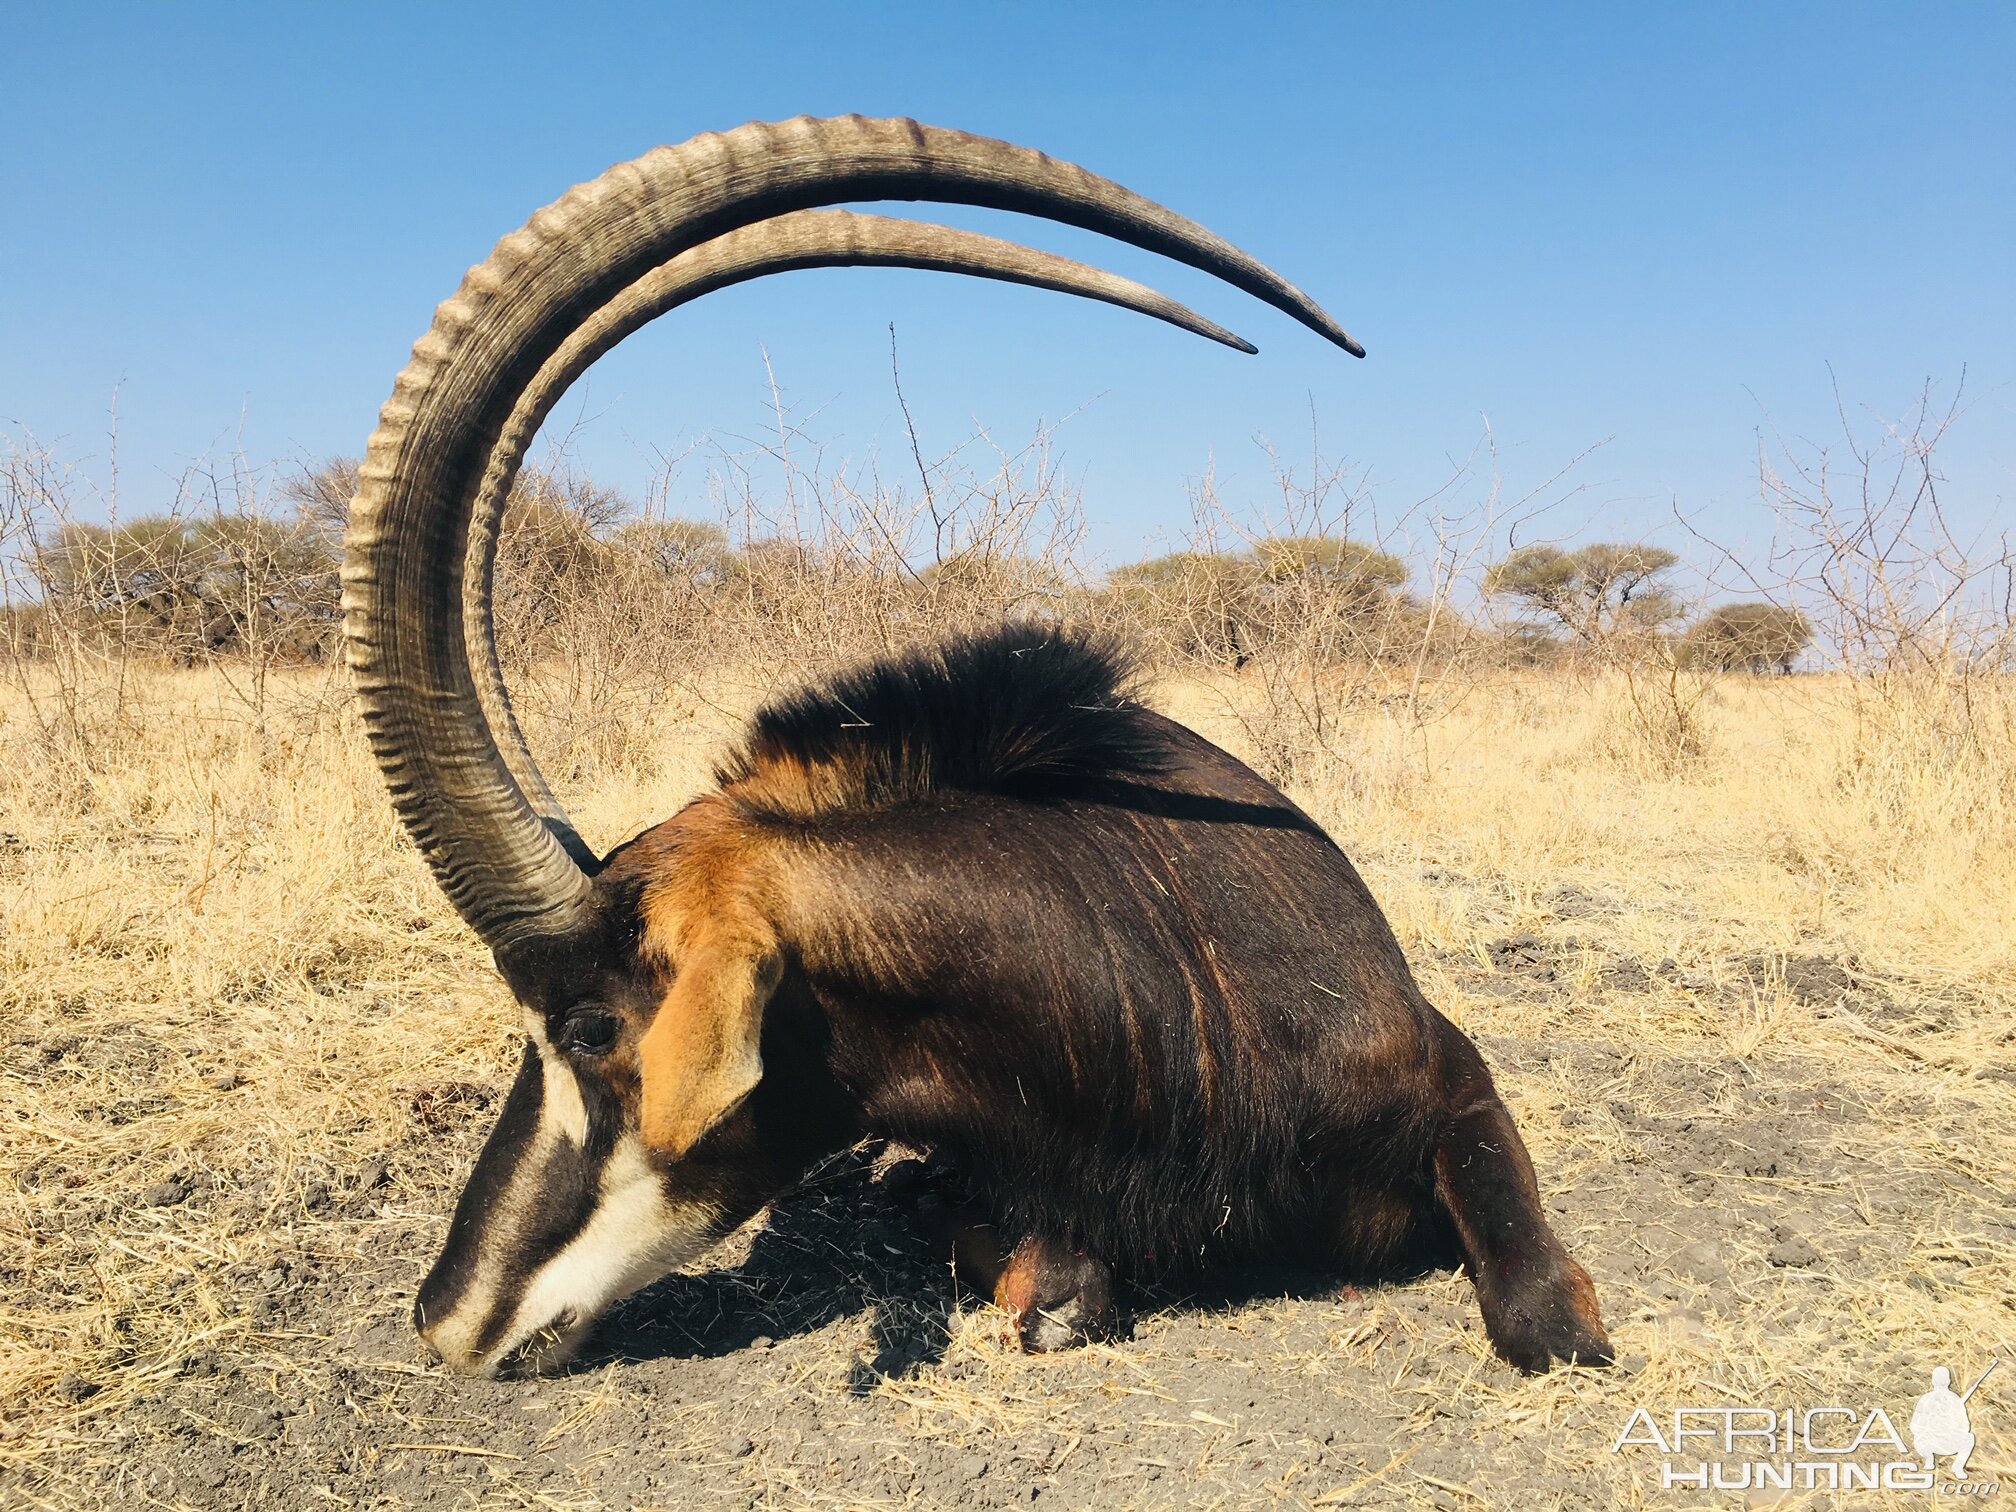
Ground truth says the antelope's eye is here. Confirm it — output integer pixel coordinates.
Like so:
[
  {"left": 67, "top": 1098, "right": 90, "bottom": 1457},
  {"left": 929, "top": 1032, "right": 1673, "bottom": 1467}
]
[{"left": 557, "top": 1010, "right": 619, "bottom": 1055}]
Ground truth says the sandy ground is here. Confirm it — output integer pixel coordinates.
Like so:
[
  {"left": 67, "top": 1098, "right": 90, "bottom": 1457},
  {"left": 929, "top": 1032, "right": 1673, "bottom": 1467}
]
[{"left": 3, "top": 667, "right": 2012, "bottom": 1508}]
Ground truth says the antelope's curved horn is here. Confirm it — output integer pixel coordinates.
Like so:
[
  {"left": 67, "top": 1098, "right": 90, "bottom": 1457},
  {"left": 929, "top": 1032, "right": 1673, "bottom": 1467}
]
[
  {"left": 468, "top": 208, "right": 1262, "bottom": 852},
  {"left": 344, "top": 115, "right": 1361, "bottom": 956}
]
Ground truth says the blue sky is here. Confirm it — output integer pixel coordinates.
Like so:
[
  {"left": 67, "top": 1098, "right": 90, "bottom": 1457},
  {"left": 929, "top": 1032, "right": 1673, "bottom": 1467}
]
[{"left": 6, "top": 3, "right": 2012, "bottom": 575}]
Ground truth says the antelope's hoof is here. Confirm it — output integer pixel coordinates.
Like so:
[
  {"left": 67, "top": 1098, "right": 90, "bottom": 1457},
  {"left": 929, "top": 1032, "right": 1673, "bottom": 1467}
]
[
  {"left": 1482, "top": 1254, "right": 1614, "bottom": 1373},
  {"left": 996, "top": 1237, "right": 1115, "bottom": 1352}
]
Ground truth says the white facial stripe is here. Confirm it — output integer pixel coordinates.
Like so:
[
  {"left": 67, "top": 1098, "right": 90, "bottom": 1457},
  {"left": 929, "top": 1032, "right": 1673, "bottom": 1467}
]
[
  {"left": 420, "top": 1125, "right": 557, "bottom": 1372},
  {"left": 424, "top": 1026, "right": 722, "bottom": 1375},
  {"left": 421, "top": 1029, "right": 596, "bottom": 1374},
  {"left": 496, "top": 1133, "right": 721, "bottom": 1369},
  {"left": 523, "top": 1010, "right": 590, "bottom": 1146}
]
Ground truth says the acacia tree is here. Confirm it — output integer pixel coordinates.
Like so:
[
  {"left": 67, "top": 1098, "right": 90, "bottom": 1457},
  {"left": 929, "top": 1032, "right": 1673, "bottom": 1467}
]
[
  {"left": 609, "top": 517, "right": 730, "bottom": 583},
  {"left": 35, "top": 514, "right": 338, "bottom": 659},
  {"left": 1683, "top": 602, "right": 1813, "bottom": 673},
  {"left": 1108, "top": 551, "right": 1256, "bottom": 662},
  {"left": 1251, "top": 536, "right": 1407, "bottom": 602},
  {"left": 1483, "top": 542, "right": 1683, "bottom": 647},
  {"left": 1250, "top": 535, "right": 1411, "bottom": 664},
  {"left": 1109, "top": 536, "right": 1411, "bottom": 667},
  {"left": 1485, "top": 542, "right": 1707, "bottom": 766}
]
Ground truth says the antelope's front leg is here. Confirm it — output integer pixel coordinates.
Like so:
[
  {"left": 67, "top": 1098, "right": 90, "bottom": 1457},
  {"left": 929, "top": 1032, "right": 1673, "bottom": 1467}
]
[
  {"left": 895, "top": 1170, "right": 1115, "bottom": 1351},
  {"left": 991, "top": 1234, "right": 1115, "bottom": 1352}
]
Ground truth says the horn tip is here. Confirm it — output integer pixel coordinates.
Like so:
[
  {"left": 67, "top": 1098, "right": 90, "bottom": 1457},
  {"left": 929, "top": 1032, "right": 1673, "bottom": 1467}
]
[{"left": 1295, "top": 301, "right": 1367, "bottom": 358}]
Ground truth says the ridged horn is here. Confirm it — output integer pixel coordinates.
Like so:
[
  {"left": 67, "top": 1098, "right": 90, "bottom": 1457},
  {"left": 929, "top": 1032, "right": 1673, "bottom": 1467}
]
[
  {"left": 467, "top": 208, "right": 1262, "bottom": 853},
  {"left": 344, "top": 114, "right": 1362, "bottom": 956}
]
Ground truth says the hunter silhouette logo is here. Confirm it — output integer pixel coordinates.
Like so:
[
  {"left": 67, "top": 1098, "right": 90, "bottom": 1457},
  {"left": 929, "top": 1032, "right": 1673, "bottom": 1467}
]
[
  {"left": 1612, "top": 1353, "right": 2003, "bottom": 1495},
  {"left": 1914, "top": 1361, "right": 1997, "bottom": 1482}
]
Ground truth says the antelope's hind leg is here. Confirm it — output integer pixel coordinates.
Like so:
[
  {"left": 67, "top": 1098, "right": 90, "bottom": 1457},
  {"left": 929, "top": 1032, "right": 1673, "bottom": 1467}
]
[{"left": 1433, "top": 1057, "right": 1613, "bottom": 1372}]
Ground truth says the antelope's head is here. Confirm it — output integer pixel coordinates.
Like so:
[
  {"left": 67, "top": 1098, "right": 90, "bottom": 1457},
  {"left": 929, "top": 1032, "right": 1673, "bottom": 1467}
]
[{"left": 341, "top": 115, "right": 1361, "bottom": 1376}]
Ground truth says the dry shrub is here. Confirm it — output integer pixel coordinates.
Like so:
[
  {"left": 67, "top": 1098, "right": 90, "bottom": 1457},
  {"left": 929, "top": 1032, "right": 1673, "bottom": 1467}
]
[
  {"left": 1122, "top": 427, "right": 1602, "bottom": 800},
  {"left": 1, "top": 432, "right": 346, "bottom": 797},
  {"left": 1588, "top": 645, "right": 1717, "bottom": 777},
  {"left": 484, "top": 386, "right": 1093, "bottom": 793},
  {"left": 9, "top": 376, "right": 2007, "bottom": 822},
  {"left": 1694, "top": 377, "right": 2016, "bottom": 853},
  {"left": 687, "top": 378, "right": 1087, "bottom": 684}
]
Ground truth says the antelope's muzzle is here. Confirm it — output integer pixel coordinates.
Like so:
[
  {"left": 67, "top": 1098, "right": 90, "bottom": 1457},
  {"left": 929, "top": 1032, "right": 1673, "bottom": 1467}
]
[{"left": 413, "top": 1040, "right": 722, "bottom": 1376}]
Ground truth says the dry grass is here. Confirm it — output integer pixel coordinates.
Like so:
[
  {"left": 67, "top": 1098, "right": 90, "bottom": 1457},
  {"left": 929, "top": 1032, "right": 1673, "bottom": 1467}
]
[{"left": 2, "top": 658, "right": 2012, "bottom": 1508}]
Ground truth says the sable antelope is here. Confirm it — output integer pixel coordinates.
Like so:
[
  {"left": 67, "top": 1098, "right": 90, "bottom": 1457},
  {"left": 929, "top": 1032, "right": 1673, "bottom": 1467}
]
[{"left": 343, "top": 116, "right": 1612, "bottom": 1377}]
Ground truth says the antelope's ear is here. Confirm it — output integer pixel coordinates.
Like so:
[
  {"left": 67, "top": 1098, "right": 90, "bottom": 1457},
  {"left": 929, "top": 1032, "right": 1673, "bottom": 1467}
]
[{"left": 637, "top": 928, "right": 781, "bottom": 1158}]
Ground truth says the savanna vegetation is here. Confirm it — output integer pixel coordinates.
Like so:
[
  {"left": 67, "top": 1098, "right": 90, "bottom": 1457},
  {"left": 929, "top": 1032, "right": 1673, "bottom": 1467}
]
[{"left": 1, "top": 386, "right": 2010, "bottom": 1506}]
